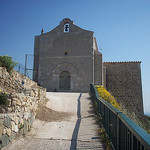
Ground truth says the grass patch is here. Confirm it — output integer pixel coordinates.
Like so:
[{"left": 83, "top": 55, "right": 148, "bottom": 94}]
[{"left": 0, "top": 91, "right": 8, "bottom": 106}]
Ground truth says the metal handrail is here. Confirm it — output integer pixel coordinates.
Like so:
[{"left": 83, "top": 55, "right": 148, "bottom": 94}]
[{"left": 90, "top": 83, "right": 150, "bottom": 150}]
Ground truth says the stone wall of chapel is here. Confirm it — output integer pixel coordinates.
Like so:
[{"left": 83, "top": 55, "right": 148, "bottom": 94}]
[
  {"left": 33, "top": 36, "right": 40, "bottom": 82},
  {"left": 94, "top": 50, "right": 102, "bottom": 85},
  {"left": 103, "top": 62, "right": 144, "bottom": 116}
]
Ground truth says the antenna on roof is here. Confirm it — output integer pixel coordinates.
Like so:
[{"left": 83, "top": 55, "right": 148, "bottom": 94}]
[
  {"left": 41, "top": 28, "right": 44, "bottom": 35},
  {"left": 99, "top": 46, "right": 103, "bottom": 50}
]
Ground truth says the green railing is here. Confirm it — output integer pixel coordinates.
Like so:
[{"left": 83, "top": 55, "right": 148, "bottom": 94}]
[{"left": 90, "top": 83, "right": 150, "bottom": 150}]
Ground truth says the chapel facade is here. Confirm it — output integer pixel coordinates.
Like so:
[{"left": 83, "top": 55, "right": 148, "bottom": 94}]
[{"left": 33, "top": 18, "right": 102, "bottom": 92}]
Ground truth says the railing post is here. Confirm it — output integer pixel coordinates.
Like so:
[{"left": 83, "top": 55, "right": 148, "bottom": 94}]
[
  {"left": 117, "top": 114, "right": 120, "bottom": 150},
  {"left": 131, "top": 134, "right": 133, "bottom": 150},
  {"left": 25, "top": 54, "right": 27, "bottom": 76},
  {"left": 19, "top": 64, "right": 20, "bottom": 73}
]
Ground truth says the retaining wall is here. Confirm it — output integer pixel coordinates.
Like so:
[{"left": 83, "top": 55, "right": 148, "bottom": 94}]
[{"left": 0, "top": 67, "right": 46, "bottom": 149}]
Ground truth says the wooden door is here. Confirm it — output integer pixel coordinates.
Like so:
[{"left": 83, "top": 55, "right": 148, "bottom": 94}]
[{"left": 59, "top": 71, "right": 71, "bottom": 90}]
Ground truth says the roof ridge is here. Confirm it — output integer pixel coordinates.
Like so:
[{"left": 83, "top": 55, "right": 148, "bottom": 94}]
[{"left": 103, "top": 61, "right": 141, "bottom": 64}]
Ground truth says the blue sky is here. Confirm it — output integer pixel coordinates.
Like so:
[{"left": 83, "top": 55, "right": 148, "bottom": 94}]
[{"left": 0, "top": 0, "right": 150, "bottom": 114}]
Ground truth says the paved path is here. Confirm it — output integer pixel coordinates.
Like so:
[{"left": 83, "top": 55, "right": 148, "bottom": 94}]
[{"left": 3, "top": 93, "right": 104, "bottom": 150}]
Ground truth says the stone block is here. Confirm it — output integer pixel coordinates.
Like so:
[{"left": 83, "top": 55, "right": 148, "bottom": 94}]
[
  {"left": 1, "top": 134, "right": 9, "bottom": 147},
  {"left": 11, "top": 121, "right": 18, "bottom": 133},
  {"left": 3, "top": 129, "right": 6, "bottom": 135},
  {"left": 23, "top": 96, "right": 27, "bottom": 101},
  {"left": 6, "top": 128, "right": 11, "bottom": 136},
  {"left": 22, "top": 102, "right": 26, "bottom": 106},
  {"left": 12, "top": 99, "right": 17, "bottom": 106},
  {"left": 9, "top": 131, "right": 16, "bottom": 142},
  {"left": 3, "top": 116, "right": 11, "bottom": 128},
  {"left": 0, "top": 119, "right": 4, "bottom": 138},
  {"left": 14, "top": 116, "right": 19, "bottom": 125},
  {"left": 16, "top": 106, "right": 21, "bottom": 112},
  {"left": 0, "top": 107, "right": 5, "bottom": 113},
  {"left": 30, "top": 91, "right": 34, "bottom": 97},
  {"left": 20, "top": 119, "right": 24, "bottom": 125},
  {"left": 24, "top": 112, "right": 29, "bottom": 120},
  {"left": 6, "top": 107, "right": 13, "bottom": 112},
  {"left": 30, "top": 112, "right": 34, "bottom": 124},
  {"left": 16, "top": 100, "right": 21, "bottom": 106},
  {"left": 11, "top": 121, "right": 15, "bottom": 130},
  {"left": 23, "top": 120, "right": 28, "bottom": 134}
]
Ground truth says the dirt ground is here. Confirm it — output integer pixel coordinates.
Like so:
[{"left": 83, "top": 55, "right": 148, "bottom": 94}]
[{"left": 36, "top": 104, "right": 73, "bottom": 122}]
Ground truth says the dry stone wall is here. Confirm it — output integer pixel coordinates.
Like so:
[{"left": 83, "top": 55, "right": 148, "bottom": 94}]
[{"left": 0, "top": 67, "right": 46, "bottom": 149}]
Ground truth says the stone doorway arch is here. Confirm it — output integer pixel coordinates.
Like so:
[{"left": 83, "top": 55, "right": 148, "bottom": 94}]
[{"left": 59, "top": 71, "right": 71, "bottom": 91}]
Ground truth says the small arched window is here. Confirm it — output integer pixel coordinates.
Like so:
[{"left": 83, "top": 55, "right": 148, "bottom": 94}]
[{"left": 64, "top": 23, "right": 69, "bottom": 33}]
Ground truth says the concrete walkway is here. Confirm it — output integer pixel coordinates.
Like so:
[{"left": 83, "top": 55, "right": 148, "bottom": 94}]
[{"left": 3, "top": 93, "right": 104, "bottom": 150}]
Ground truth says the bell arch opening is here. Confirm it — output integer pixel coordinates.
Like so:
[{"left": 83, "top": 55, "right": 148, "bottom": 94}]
[{"left": 59, "top": 71, "right": 71, "bottom": 91}]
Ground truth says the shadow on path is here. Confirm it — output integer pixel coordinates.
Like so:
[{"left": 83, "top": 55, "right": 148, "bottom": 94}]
[{"left": 70, "top": 93, "right": 82, "bottom": 150}]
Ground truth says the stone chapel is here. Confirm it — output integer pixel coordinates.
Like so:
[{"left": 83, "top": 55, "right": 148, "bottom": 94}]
[
  {"left": 33, "top": 18, "right": 102, "bottom": 92},
  {"left": 33, "top": 18, "right": 143, "bottom": 114}
]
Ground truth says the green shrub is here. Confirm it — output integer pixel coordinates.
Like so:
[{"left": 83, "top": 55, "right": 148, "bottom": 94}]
[
  {"left": 0, "top": 92, "right": 8, "bottom": 106},
  {"left": 0, "top": 55, "right": 17, "bottom": 73}
]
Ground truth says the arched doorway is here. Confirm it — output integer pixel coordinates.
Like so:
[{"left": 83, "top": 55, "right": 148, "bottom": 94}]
[{"left": 59, "top": 71, "right": 71, "bottom": 90}]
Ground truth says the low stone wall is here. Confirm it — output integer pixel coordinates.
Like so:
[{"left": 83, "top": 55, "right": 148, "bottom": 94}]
[{"left": 0, "top": 67, "right": 46, "bottom": 149}]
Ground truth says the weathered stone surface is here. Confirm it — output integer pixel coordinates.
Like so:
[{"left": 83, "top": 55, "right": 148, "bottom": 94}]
[
  {"left": 16, "top": 100, "right": 21, "bottom": 106},
  {"left": 30, "top": 112, "right": 34, "bottom": 124},
  {"left": 30, "top": 91, "right": 34, "bottom": 97},
  {"left": 11, "top": 116, "right": 19, "bottom": 125},
  {"left": 24, "top": 112, "right": 29, "bottom": 120},
  {"left": 22, "top": 102, "right": 26, "bottom": 106},
  {"left": 11, "top": 121, "right": 15, "bottom": 131},
  {"left": 6, "top": 107, "right": 13, "bottom": 112},
  {"left": 3, "top": 129, "right": 6, "bottom": 135},
  {"left": 3, "top": 116, "right": 11, "bottom": 128},
  {"left": 12, "top": 99, "right": 17, "bottom": 106},
  {"left": 20, "top": 119, "right": 24, "bottom": 125},
  {"left": 7, "top": 99, "right": 12, "bottom": 107},
  {"left": 11, "top": 121, "right": 18, "bottom": 133},
  {"left": 14, "top": 116, "right": 19, "bottom": 125},
  {"left": 1, "top": 134, "right": 9, "bottom": 147},
  {"left": 9, "top": 131, "right": 16, "bottom": 142},
  {"left": 0, "top": 119, "right": 4, "bottom": 138},
  {"left": 23, "top": 120, "right": 28, "bottom": 134},
  {"left": 103, "top": 62, "right": 144, "bottom": 116},
  {"left": 6, "top": 128, "right": 11, "bottom": 136},
  {"left": 23, "top": 96, "right": 27, "bottom": 101},
  {"left": 0, "top": 107, "right": 5, "bottom": 113},
  {"left": 0, "top": 67, "right": 3, "bottom": 78}
]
